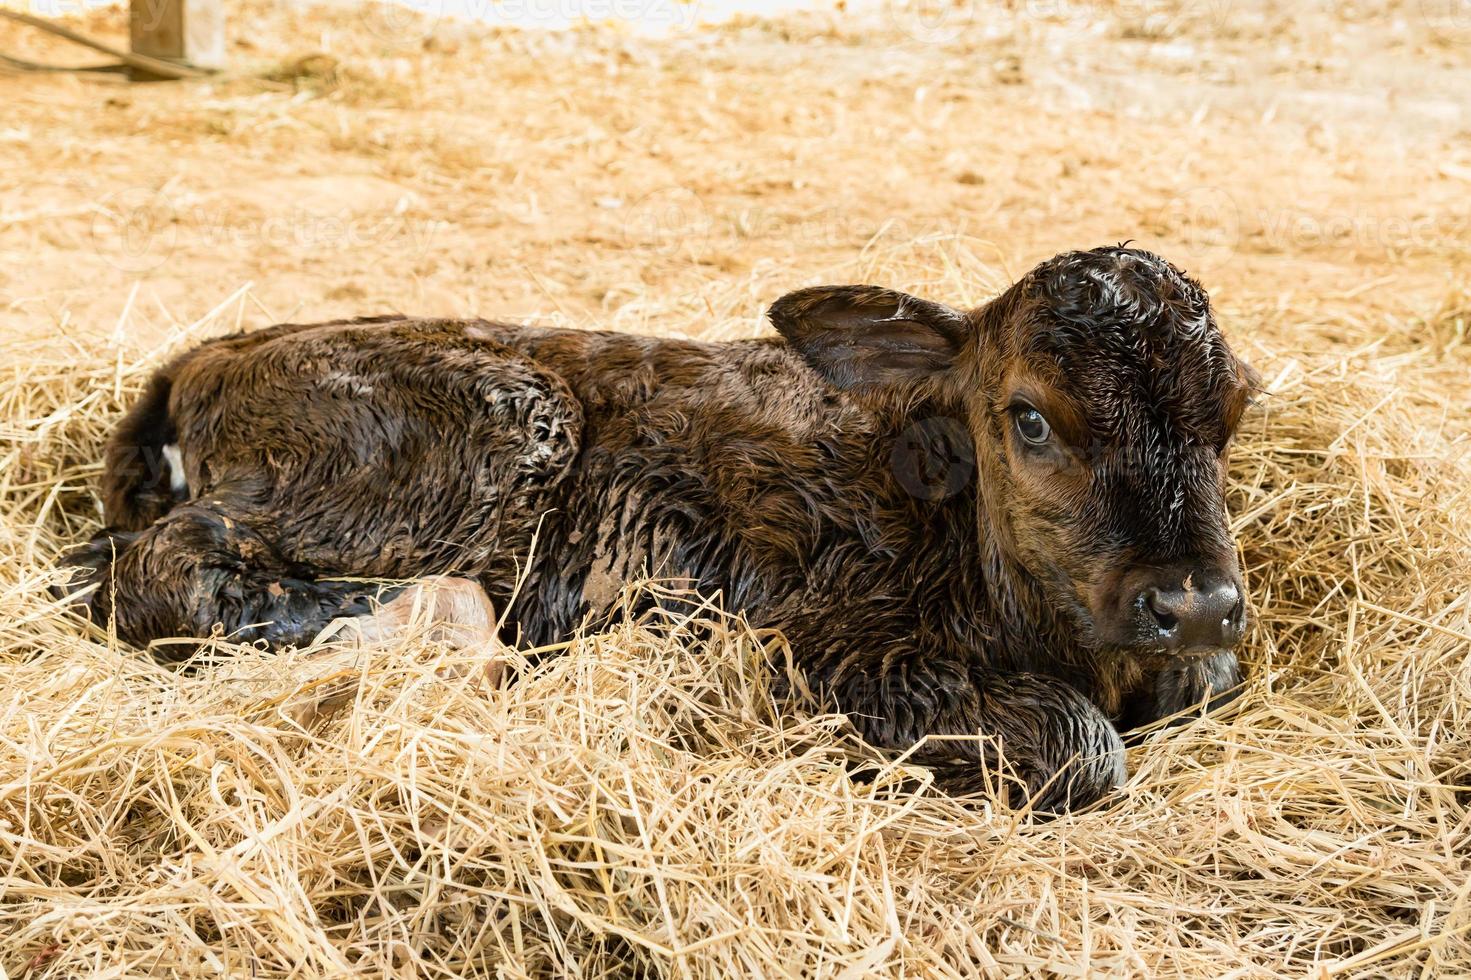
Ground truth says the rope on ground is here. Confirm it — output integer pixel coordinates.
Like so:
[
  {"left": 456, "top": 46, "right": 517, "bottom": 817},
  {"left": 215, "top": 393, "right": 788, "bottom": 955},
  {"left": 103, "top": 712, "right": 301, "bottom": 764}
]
[
  {"left": 0, "top": 7, "right": 215, "bottom": 80},
  {"left": 0, "top": 50, "right": 126, "bottom": 73}
]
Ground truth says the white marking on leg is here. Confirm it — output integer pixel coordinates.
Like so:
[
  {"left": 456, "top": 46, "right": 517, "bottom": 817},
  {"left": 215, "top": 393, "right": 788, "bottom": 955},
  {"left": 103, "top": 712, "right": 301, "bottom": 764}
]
[
  {"left": 162, "top": 443, "right": 187, "bottom": 495},
  {"left": 288, "top": 578, "right": 505, "bottom": 728},
  {"left": 317, "top": 576, "right": 505, "bottom": 678}
]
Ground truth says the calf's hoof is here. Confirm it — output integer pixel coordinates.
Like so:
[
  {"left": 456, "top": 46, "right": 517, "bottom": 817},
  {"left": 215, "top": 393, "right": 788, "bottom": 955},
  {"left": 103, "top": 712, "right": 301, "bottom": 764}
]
[
  {"left": 979, "top": 673, "right": 1128, "bottom": 814},
  {"left": 994, "top": 670, "right": 1129, "bottom": 806},
  {"left": 1026, "top": 718, "right": 1126, "bottom": 815},
  {"left": 49, "top": 530, "right": 137, "bottom": 620}
]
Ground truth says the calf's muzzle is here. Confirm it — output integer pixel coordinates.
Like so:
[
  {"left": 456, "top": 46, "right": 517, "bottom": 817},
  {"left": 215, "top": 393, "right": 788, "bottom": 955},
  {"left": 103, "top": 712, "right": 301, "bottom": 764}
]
[{"left": 1122, "top": 565, "right": 1245, "bottom": 653}]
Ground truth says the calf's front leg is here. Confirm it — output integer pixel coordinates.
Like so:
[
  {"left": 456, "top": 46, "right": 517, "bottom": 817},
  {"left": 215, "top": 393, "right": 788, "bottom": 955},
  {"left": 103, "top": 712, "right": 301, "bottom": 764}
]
[{"left": 835, "top": 666, "right": 1126, "bottom": 813}]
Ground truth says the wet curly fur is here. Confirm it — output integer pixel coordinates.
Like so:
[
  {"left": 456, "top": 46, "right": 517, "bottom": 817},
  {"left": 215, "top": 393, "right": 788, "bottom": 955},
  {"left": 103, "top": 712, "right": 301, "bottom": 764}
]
[{"left": 58, "top": 246, "right": 1257, "bottom": 812}]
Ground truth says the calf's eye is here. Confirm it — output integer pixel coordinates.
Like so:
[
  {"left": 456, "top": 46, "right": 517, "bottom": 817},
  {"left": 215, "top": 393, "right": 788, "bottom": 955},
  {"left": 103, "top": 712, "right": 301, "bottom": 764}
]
[{"left": 1014, "top": 408, "right": 1052, "bottom": 446}]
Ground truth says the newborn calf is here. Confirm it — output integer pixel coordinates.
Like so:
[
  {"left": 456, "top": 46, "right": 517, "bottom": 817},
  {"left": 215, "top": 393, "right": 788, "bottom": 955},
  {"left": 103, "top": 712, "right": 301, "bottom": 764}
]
[{"left": 60, "top": 246, "right": 1256, "bottom": 811}]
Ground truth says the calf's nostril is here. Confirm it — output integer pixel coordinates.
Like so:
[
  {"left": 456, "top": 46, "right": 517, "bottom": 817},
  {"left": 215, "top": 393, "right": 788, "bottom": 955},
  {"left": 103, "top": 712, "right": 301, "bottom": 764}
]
[
  {"left": 1223, "top": 596, "right": 1246, "bottom": 638},
  {"left": 1143, "top": 589, "right": 1180, "bottom": 632},
  {"left": 1134, "top": 579, "right": 1244, "bottom": 649}
]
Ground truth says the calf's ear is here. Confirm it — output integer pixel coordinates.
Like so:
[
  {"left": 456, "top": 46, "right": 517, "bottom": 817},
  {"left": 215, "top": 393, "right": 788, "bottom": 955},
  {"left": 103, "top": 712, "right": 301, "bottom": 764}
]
[{"left": 768, "top": 285, "right": 970, "bottom": 394}]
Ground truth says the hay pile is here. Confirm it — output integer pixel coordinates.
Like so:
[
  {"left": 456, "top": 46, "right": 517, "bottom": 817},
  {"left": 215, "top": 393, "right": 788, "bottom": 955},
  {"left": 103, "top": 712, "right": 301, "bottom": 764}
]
[{"left": 0, "top": 265, "right": 1467, "bottom": 977}]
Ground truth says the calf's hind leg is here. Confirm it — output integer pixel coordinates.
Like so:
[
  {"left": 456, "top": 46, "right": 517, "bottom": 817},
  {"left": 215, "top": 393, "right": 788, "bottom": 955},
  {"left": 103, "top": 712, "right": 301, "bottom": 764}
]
[
  {"left": 58, "top": 495, "right": 391, "bottom": 659},
  {"left": 60, "top": 500, "right": 506, "bottom": 670}
]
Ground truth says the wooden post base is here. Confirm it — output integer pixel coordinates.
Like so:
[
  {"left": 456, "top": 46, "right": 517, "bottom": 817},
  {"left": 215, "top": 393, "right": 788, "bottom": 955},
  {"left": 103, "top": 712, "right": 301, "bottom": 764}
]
[{"left": 129, "top": 0, "right": 224, "bottom": 80}]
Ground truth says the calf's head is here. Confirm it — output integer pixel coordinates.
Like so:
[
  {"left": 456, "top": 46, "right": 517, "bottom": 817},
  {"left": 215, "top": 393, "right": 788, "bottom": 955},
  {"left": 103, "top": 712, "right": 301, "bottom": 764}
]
[{"left": 770, "top": 246, "right": 1257, "bottom": 657}]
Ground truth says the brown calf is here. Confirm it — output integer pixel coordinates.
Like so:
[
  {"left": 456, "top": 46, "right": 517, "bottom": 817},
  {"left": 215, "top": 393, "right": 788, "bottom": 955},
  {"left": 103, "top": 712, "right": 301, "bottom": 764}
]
[{"left": 59, "top": 245, "right": 1256, "bottom": 811}]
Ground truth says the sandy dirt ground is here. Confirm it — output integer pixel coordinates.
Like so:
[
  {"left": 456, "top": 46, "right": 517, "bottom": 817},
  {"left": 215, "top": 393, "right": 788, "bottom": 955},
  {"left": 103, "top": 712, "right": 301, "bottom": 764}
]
[
  {"left": 2, "top": 0, "right": 1471, "bottom": 976},
  {"left": 3, "top": 0, "right": 1469, "bottom": 342}
]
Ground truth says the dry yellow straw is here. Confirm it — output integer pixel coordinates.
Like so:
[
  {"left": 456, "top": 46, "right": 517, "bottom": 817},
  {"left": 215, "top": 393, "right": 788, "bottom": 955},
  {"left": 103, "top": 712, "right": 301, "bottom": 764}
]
[{"left": 0, "top": 253, "right": 1468, "bottom": 976}]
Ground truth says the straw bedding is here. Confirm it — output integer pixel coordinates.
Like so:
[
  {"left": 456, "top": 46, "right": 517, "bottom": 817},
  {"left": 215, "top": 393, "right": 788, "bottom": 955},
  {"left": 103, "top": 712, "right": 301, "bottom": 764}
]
[
  {"left": 0, "top": 275, "right": 1467, "bottom": 977},
  {"left": 4, "top": 0, "right": 1471, "bottom": 971}
]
